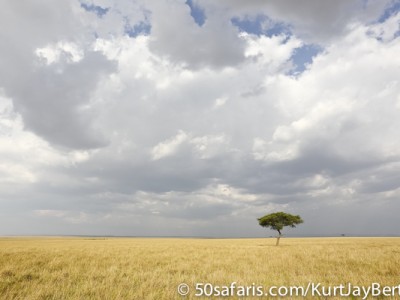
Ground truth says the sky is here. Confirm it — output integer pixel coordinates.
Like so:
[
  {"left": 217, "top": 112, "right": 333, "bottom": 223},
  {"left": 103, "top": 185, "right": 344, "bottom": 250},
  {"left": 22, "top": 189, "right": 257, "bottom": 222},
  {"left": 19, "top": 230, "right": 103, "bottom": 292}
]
[{"left": 0, "top": 0, "right": 400, "bottom": 237}]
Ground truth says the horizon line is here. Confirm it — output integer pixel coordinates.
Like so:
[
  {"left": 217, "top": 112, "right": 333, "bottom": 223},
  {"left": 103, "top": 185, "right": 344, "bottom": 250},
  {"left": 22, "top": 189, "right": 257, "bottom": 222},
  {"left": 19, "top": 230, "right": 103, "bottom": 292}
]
[{"left": 1, "top": 234, "right": 400, "bottom": 239}]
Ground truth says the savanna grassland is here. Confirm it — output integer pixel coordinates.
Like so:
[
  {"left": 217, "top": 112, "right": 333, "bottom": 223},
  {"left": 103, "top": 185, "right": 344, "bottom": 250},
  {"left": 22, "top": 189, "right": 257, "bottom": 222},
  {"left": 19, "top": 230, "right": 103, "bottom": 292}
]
[{"left": 0, "top": 237, "right": 399, "bottom": 299}]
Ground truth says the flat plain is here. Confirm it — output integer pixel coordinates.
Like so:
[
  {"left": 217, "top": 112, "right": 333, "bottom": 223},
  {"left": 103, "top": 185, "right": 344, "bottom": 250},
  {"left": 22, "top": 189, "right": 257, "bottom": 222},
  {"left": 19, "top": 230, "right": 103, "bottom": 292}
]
[{"left": 0, "top": 237, "right": 399, "bottom": 299}]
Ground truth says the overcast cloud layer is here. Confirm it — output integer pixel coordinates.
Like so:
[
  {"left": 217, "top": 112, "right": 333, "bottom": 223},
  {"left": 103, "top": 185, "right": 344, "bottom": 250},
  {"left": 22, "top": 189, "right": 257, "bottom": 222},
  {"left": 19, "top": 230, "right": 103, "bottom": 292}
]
[{"left": 1, "top": 0, "right": 400, "bottom": 237}]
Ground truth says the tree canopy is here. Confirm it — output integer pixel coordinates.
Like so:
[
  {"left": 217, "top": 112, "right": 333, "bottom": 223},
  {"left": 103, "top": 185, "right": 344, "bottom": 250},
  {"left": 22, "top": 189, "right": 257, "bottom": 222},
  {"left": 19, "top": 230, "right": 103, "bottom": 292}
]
[{"left": 258, "top": 212, "right": 303, "bottom": 245}]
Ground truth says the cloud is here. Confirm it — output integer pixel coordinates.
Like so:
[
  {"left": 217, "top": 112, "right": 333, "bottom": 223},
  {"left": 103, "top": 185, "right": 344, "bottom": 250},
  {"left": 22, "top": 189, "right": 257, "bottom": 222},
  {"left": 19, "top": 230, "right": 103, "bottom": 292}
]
[
  {"left": 0, "top": 1, "right": 116, "bottom": 149},
  {"left": 19, "top": 50, "right": 115, "bottom": 149},
  {"left": 151, "top": 130, "right": 188, "bottom": 160},
  {"left": 147, "top": 0, "right": 245, "bottom": 69},
  {"left": 190, "top": 134, "right": 230, "bottom": 159},
  {"left": 0, "top": 0, "right": 400, "bottom": 236},
  {"left": 213, "top": 0, "right": 393, "bottom": 43}
]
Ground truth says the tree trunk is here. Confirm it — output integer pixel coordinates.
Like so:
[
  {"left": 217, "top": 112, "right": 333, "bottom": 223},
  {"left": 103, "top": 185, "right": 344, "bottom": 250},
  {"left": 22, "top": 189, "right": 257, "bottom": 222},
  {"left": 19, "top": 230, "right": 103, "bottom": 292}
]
[{"left": 276, "top": 231, "right": 282, "bottom": 246}]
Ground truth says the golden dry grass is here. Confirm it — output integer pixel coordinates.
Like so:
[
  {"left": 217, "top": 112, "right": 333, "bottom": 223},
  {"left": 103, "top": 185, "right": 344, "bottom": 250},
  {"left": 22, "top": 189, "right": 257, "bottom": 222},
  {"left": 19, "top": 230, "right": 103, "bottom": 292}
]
[{"left": 0, "top": 237, "right": 399, "bottom": 299}]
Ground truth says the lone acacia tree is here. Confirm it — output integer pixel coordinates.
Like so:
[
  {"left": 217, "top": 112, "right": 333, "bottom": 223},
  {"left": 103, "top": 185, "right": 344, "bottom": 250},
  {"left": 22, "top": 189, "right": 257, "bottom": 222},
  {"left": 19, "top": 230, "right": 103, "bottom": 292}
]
[{"left": 258, "top": 212, "right": 303, "bottom": 246}]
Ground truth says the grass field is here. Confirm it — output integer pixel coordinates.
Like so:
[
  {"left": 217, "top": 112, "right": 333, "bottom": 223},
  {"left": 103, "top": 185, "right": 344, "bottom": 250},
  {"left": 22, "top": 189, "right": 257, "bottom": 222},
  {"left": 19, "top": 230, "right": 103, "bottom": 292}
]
[{"left": 0, "top": 237, "right": 400, "bottom": 299}]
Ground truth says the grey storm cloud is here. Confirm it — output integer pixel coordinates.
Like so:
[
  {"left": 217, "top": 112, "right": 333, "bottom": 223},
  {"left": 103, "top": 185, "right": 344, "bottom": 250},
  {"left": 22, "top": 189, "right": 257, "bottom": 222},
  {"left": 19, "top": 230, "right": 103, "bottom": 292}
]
[
  {"left": 11, "top": 51, "right": 115, "bottom": 149},
  {"left": 208, "top": 0, "right": 393, "bottom": 43},
  {"left": 0, "top": 0, "right": 400, "bottom": 237},
  {"left": 147, "top": 0, "right": 246, "bottom": 69},
  {"left": 0, "top": 0, "right": 116, "bottom": 149}
]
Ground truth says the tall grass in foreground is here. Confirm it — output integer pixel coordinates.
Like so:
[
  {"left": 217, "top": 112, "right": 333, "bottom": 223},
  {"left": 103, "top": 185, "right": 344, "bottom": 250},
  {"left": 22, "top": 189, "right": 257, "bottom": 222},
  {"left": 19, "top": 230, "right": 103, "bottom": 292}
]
[{"left": 0, "top": 237, "right": 399, "bottom": 299}]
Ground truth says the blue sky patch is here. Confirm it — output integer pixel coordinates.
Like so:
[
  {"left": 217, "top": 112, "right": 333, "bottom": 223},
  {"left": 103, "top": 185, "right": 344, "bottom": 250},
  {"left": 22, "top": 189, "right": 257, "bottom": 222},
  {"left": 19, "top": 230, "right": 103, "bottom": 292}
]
[
  {"left": 231, "top": 15, "right": 266, "bottom": 35},
  {"left": 231, "top": 14, "right": 291, "bottom": 37},
  {"left": 378, "top": 1, "right": 400, "bottom": 23},
  {"left": 125, "top": 21, "right": 151, "bottom": 38},
  {"left": 80, "top": 3, "right": 109, "bottom": 17},
  {"left": 185, "top": 0, "right": 206, "bottom": 26},
  {"left": 265, "top": 22, "right": 292, "bottom": 37},
  {"left": 290, "top": 44, "right": 323, "bottom": 74}
]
